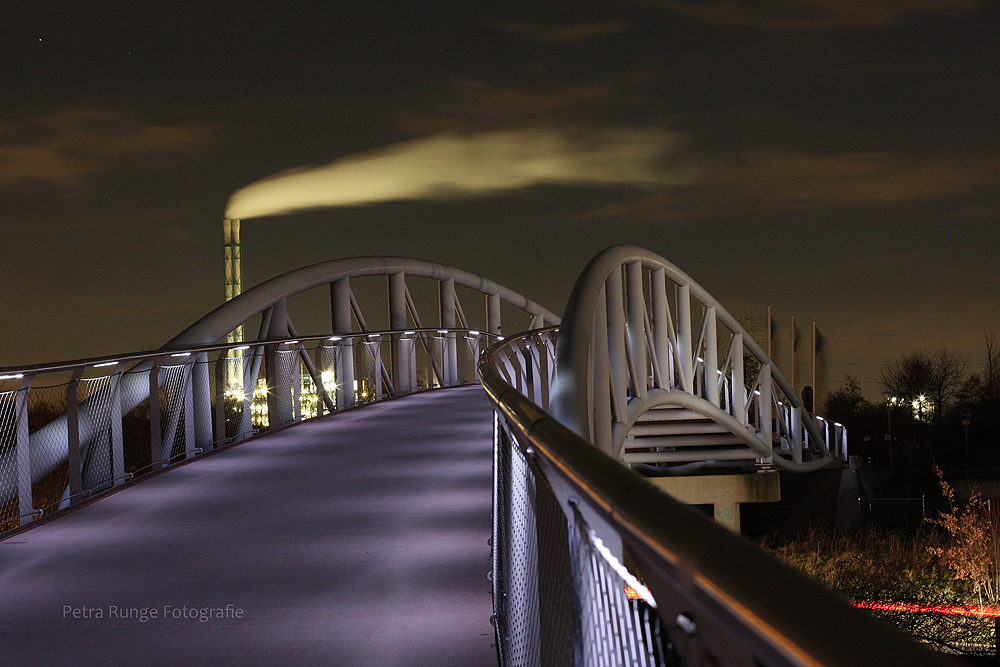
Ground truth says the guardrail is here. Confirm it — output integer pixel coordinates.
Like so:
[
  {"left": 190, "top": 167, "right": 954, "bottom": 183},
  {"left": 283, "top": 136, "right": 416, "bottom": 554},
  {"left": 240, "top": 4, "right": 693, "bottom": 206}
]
[
  {"left": 480, "top": 331, "right": 956, "bottom": 667},
  {"left": 0, "top": 328, "right": 493, "bottom": 532},
  {"left": 0, "top": 255, "right": 560, "bottom": 534},
  {"left": 550, "top": 246, "right": 846, "bottom": 471}
]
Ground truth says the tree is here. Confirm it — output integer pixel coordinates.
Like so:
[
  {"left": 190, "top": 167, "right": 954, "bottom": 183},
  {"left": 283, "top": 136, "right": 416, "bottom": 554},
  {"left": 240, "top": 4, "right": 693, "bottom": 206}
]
[
  {"left": 825, "top": 375, "right": 876, "bottom": 426},
  {"left": 926, "top": 350, "right": 967, "bottom": 424},
  {"left": 880, "top": 350, "right": 966, "bottom": 424}
]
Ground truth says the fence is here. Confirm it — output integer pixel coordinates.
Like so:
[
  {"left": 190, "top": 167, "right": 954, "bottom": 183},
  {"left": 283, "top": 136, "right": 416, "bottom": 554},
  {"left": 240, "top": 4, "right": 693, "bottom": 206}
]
[
  {"left": 481, "top": 329, "right": 955, "bottom": 667},
  {"left": 0, "top": 328, "right": 490, "bottom": 532}
]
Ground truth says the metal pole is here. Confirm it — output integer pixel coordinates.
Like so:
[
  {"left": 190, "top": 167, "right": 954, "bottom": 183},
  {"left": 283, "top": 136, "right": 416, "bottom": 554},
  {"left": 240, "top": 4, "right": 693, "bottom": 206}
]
[
  {"left": 65, "top": 368, "right": 83, "bottom": 503},
  {"left": 705, "top": 306, "right": 719, "bottom": 407},
  {"left": 15, "top": 375, "right": 35, "bottom": 526},
  {"left": 625, "top": 261, "right": 647, "bottom": 401},
  {"left": 440, "top": 278, "right": 457, "bottom": 385},
  {"left": 331, "top": 279, "right": 355, "bottom": 407},
  {"left": 488, "top": 292, "right": 501, "bottom": 336},
  {"left": 650, "top": 268, "right": 670, "bottom": 389},
  {"left": 677, "top": 283, "right": 693, "bottom": 393},
  {"left": 389, "top": 272, "right": 408, "bottom": 394}
]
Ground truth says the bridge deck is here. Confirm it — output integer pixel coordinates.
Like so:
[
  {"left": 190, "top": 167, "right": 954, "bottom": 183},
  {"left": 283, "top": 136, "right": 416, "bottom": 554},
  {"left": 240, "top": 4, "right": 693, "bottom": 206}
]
[{"left": 0, "top": 385, "right": 497, "bottom": 667}]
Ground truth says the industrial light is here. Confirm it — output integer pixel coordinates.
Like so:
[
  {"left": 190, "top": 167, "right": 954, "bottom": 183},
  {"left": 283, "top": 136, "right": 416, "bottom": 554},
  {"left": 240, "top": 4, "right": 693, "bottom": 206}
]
[
  {"left": 329, "top": 336, "right": 342, "bottom": 341},
  {"left": 403, "top": 331, "right": 415, "bottom": 335},
  {"left": 468, "top": 330, "right": 480, "bottom": 336},
  {"left": 170, "top": 353, "right": 191, "bottom": 358},
  {"left": 233, "top": 345, "right": 250, "bottom": 351},
  {"left": 0, "top": 373, "right": 24, "bottom": 380},
  {"left": 438, "top": 329, "right": 449, "bottom": 334},
  {"left": 93, "top": 361, "right": 119, "bottom": 368}
]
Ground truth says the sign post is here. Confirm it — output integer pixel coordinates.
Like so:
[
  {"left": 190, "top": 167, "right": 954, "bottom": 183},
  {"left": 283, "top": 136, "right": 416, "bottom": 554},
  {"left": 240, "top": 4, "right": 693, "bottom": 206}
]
[{"left": 961, "top": 408, "right": 972, "bottom": 461}]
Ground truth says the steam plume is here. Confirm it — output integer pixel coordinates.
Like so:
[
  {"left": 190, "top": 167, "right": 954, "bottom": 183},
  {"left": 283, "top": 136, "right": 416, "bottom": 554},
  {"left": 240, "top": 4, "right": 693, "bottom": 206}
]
[{"left": 225, "top": 127, "right": 687, "bottom": 219}]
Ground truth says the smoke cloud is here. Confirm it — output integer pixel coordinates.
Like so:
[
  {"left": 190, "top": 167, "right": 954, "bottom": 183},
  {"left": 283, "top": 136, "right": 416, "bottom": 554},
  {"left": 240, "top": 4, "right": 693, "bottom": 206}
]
[{"left": 225, "top": 127, "right": 688, "bottom": 219}]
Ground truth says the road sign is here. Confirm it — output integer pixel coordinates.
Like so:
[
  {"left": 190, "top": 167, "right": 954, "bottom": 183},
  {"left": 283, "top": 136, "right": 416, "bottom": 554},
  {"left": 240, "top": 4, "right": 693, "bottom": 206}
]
[{"left": 961, "top": 408, "right": 972, "bottom": 426}]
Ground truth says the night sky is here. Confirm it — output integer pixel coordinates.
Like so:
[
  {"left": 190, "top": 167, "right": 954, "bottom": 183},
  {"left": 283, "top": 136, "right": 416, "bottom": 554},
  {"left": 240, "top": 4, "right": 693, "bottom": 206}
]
[{"left": 2, "top": 1, "right": 997, "bottom": 399}]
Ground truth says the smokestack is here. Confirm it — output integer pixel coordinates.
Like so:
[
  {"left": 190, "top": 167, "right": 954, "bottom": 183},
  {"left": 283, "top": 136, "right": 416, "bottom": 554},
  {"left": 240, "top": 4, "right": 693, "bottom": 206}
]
[{"left": 224, "top": 219, "right": 243, "bottom": 390}]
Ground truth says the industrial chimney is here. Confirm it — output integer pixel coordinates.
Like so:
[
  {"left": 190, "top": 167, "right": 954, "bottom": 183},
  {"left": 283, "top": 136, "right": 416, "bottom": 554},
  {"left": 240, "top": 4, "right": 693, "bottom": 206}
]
[{"left": 223, "top": 219, "right": 243, "bottom": 390}]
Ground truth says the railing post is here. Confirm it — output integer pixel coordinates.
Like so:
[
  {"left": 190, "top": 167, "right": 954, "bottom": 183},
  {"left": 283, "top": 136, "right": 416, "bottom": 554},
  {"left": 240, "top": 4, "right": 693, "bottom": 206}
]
[
  {"left": 183, "top": 361, "right": 196, "bottom": 459},
  {"left": 488, "top": 292, "right": 501, "bottom": 336},
  {"left": 759, "top": 364, "right": 774, "bottom": 464},
  {"left": 214, "top": 352, "right": 227, "bottom": 444},
  {"left": 704, "top": 306, "right": 719, "bottom": 407},
  {"left": 265, "top": 297, "right": 292, "bottom": 427},
  {"left": 292, "top": 347, "right": 302, "bottom": 420},
  {"left": 440, "top": 278, "right": 457, "bottom": 385},
  {"left": 389, "top": 272, "right": 408, "bottom": 394},
  {"left": 15, "top": 374, "right": 36, "bottom": 526},
  {"left": 791, "top": 405, "right": 804, "bottom": 464},
  {"left": 149, "top": 359, "right": 162, "bottom": 471},
  {"left": 731, "top": 333, "right": 746, "bottom": 425},
  {"left": 677, "top": 283, "right": 693, "bottom": 393},
  {"left": 192, "top": 353, "right": 213, "bottom": 451},
  {"left": 605, "top": 268, "right": 628, "bottom": 429},
  {"left": 650, "top": 268, "right": 671, "bottom": 389},
  {"left": 66, "top": 368, "right": 84, "bottom": 503},
  {"left": 331, "top": 279, "right": 355, "bottom": 407},
  {"left": 625, "top": 261, "right": 647, "bottom": 400},
  {"left": 110, "top": 367, "right": 124, "bottom": 483}
]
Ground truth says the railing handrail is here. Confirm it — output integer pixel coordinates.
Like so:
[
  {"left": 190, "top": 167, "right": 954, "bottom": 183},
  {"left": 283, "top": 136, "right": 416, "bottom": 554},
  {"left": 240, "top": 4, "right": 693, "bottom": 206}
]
[
  {"left": 0, "top": 328, "right": 493, "bottom": 379},
  {"left": 480, "top": 333, "right": 955, "bottom": 667}
]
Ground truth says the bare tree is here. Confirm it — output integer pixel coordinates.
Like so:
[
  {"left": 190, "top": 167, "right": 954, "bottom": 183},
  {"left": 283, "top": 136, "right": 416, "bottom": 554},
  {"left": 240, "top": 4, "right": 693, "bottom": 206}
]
[
  {"left": 880, "top": 350, "right": 966, "bottom": 423},
  {"left": 984, "top": 330, "right": 1000, "bottom": 403},
  {"left": 927, "top": 350, "right": 967, "bottom": 424}
]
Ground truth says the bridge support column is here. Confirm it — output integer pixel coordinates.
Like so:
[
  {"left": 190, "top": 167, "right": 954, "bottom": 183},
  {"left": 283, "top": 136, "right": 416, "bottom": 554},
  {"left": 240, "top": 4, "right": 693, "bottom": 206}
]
[{"left": 648, "top": 471, "right": 780, "bottom": 532}]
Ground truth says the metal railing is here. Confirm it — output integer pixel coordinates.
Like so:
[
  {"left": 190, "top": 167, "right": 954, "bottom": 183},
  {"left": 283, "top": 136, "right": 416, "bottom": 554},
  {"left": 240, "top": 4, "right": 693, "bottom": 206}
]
[
  {"left": 0, "top": 256, "right": 559, "bottom": 533},
  {"left": 481, "top": 332, "right": 956, "bottom": 667},
  {"left": 550, "top": 246, "right": 846, "bottom": 471},
  {"left": 0, "top": 328, "right": 492, "bottom": 531}
]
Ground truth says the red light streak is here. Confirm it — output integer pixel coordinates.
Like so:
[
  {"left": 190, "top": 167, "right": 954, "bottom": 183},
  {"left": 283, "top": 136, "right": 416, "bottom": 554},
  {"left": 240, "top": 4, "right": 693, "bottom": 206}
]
[{"left": 853, "top": 600, "right": 1000, "bottom": 618}]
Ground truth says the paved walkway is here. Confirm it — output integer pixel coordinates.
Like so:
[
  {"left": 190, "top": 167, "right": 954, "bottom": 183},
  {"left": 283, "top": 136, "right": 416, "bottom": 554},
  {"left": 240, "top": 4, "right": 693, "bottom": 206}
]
[{"left": 0, "top": 385, "right": 498, "bottom": 667}]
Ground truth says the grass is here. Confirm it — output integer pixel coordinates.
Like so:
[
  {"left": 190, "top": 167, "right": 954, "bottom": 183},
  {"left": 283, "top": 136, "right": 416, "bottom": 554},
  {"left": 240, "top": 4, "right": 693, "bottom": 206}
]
[{"left": 762, "top": 526, "right": 997, "bottom": 655}]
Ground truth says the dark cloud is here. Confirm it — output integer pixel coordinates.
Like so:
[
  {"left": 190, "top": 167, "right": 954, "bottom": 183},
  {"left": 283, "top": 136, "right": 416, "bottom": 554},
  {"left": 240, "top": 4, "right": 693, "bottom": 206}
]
[
  {"left": 649, "top": 0, "right": 989, "bottom": 28},
  {"left": 710, "top": 151, "right": 998, "bottom": 209},
  {"left": 497, "top": 20, "right": 632, "bottom": 43},
  {"left": 0, "top": 108, "right": 215, "bottom": 188}
]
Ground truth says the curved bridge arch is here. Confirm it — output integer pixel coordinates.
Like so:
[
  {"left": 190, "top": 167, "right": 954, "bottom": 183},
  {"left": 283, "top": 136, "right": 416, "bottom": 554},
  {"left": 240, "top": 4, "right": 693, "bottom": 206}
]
[
  {"left": 2, "top": 257, "right": 558, "bottom": 513},
  {"left": 550, "top": 245, "right": 837, "bottom": 472},
  {"left": 165, "top": 255, "right": 559, "bottom": 350}
]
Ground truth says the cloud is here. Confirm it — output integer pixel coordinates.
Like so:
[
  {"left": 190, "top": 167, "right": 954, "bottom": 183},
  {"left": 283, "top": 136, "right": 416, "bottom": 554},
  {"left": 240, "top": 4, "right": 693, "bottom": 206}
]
[
  {"left": 397, "top": 78, "right": 653, "bottom": 135},
  {"left": 498, "top": 20, "right": 631, "bottom": 43},
  {"left": 713, "top": 151, "right": 996, "bottom": 209},
  {"left": 651, "top": 0, "right": 987, "bottom": 28},
  {"left": 225, "top": 127, "right": 691, "bottom": 220},
  {"left": 0, "top": 108, "right": 214, "bottom": 188}
]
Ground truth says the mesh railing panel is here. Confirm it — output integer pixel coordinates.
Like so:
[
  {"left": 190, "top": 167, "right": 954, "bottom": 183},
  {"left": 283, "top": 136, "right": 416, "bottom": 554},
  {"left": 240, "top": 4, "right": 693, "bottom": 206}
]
[
  {"left": 158, "top": 364, "right": 189, "bottom": 462},
  {"left": 79, "top": 375, "right": 115, "bottom": 492},
  {"left": 2, "top": 329, "right": 493, "bottom": 537},
  {"left": 493, "top": 422, "right": 669, "bottom": 667},
  {"left": 569, "top": 505, "right": 674, "bottom": 667},
  {"left": 360, "top": 341, "right": 380, "bottom": 404},
  {"left": 26, "top": 383, "right": 70, "bottom": 515},
  {"left": 0, "top": 391, "right": 18, "bottom": 529}
]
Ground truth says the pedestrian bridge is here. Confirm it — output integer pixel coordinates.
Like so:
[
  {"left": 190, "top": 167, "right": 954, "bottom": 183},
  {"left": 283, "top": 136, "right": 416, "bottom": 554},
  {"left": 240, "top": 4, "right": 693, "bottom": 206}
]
[{"left": 0, "top": 247, "right": 952, "bottom": 666}]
